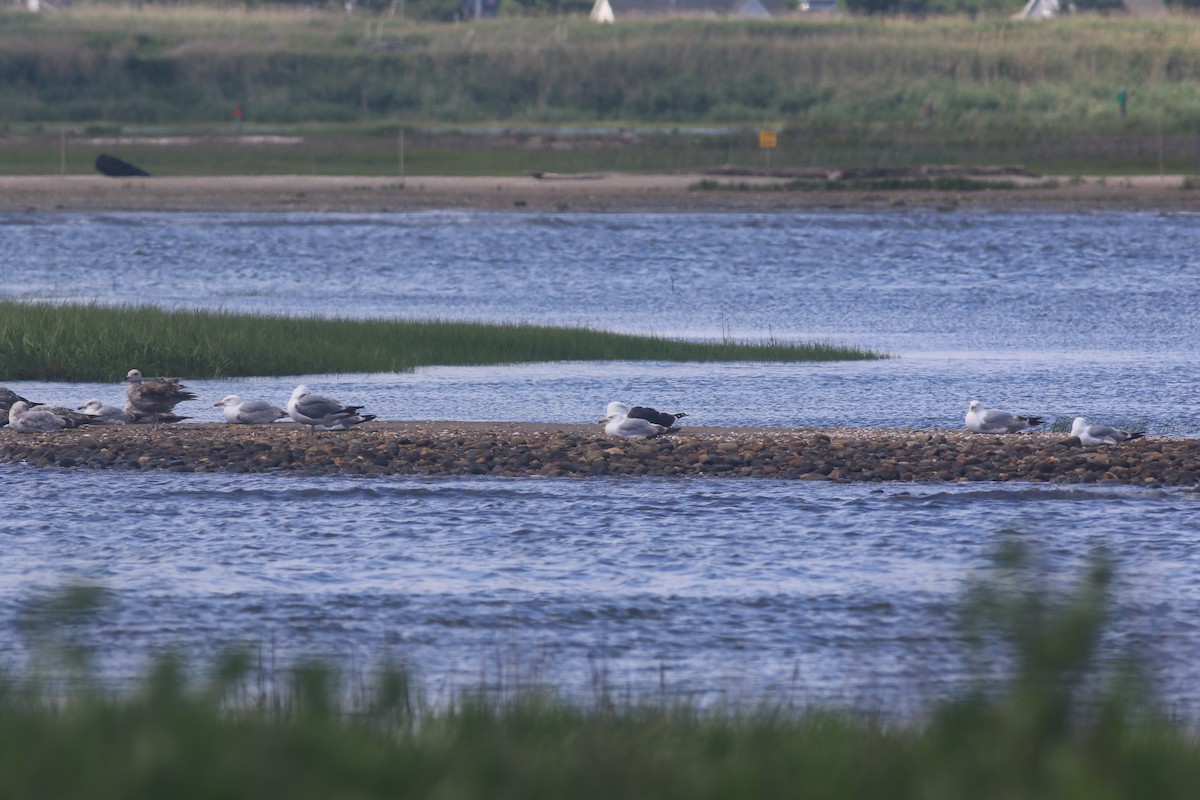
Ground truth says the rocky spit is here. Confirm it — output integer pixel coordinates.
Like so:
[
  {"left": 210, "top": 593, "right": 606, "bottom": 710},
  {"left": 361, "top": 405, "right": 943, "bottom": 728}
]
[{"left": 1, "top": 421, "right": 1197, "bottom": 487}]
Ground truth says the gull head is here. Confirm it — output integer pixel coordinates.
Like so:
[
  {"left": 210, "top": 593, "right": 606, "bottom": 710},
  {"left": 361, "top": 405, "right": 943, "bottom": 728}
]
[
  {"left": 290, "top": 385, "right": 311, "bottom": 401},
  {"left": 605, "top": 401, "right": 631, "bottom": 417},
  {"left": 215, "top": 395, "right": 241, "bottom": 408},
  {"left": 79, "top": 399, "right": 104, "bottom": 413},
  {"left": 968, "top": 400, "right": 982, "bottom": 413},
  {"left": 1070, "top": 417, "right": 1088, "bottom": 435},
  {"left": 125, "top": 369, "right": 144, "bottom": 384},
  {"left": 9, "top": 401, "right": 29, "bottom": 418}
]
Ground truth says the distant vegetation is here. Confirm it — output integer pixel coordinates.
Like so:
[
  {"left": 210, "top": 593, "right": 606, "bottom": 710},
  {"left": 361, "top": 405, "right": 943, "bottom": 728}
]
[
  {"left": 1, "top": 11, "right": 1200, "bottom": 174},
  {"left": 0, "top": 301, "right": 884, "bottom": 381},
  {"left": 6, "top": 541, "right": 1200, "bottom": 800}
]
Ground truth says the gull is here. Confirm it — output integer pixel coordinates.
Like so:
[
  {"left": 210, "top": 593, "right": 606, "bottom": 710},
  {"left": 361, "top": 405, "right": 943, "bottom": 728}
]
[
  {"left": 965, "top": 400, "right": 1044, "bottom": 434},
  {"left": 599, "top": 411, "right": 667, "bottom": 439},
  {"left": 605, "top": 401, "right": 688, "bottom": 429},
  {"left": 214, "top": 395, "right": 288, "bottom": 425},
  {"left": 7, "top": 401, "right": 92, "bottom": 433},
  {"left": 79, "top": 398, "right": 133, "bottom": 425},
  {"left": 123, "top": 401, "right": 189, "bottom": 425},
  {"left": 1070, "top": 417, "right": 1145, "bottom": 446},
  {"left": 287, "top": 385, "right": 375, "bottom": 432},
  {"left": 0, "top": 387, "right": 41, "bottom": 428},
  {"left": 125, "top": 368, "right": 197, "bottom": 426},
  {"left": 310, "top": 412, "right": 378, "bottom": 431}
]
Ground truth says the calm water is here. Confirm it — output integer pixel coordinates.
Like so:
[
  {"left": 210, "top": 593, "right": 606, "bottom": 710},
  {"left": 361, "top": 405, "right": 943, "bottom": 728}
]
[{"left": 3, "top": 209, "right": 1200, "bottom": 713}]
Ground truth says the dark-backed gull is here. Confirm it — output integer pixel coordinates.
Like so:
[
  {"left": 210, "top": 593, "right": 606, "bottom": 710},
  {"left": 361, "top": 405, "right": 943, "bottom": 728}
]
[{"left": 604, "top": 400, "right": 688, "bottom": 429}]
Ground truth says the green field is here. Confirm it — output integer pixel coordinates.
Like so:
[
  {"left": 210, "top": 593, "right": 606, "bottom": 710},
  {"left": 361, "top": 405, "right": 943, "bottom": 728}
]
[
  {"left": 0, "top": 301, "right": 884, "bottom": 381},
  {"left": 2, "top": 9, "right": 1200, "bottom": 175}
]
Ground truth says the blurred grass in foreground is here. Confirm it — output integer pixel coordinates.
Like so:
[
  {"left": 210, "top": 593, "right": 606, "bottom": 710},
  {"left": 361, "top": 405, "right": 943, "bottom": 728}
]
[
  {"left": 4, "top": 539, "right": 1198, "bottom": 800},
  {"left": 0, "top": 301, "right": 884, "bottom": 381}
]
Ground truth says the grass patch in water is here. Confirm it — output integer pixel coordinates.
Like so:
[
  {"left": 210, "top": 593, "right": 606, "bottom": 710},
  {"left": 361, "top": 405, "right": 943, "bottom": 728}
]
[
  {"left": 5, "top": 540, "right": 1198, "bottom": 800},
  {"left": 0, "top": 301, "right": 884, "bottom": 382}
]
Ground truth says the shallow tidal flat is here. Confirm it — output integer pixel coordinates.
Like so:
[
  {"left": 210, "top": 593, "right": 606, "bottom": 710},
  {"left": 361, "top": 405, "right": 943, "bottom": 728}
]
[{"left": 2, "top": 422, "right": 1197, "bottom": 487}]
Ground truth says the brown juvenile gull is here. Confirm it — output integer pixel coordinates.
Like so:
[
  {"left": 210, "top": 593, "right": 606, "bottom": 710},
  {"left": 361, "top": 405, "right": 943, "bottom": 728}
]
[
  {"left": 965, "top": 400, "right": 1044, "bottom": 434},
  {"left": 604, "top": 401, "right": 688, "bottom": 429},
  {"left": 125, "top": 368, "right": 197, "bottom": 426},
  {"left": 1070, "top": 417, "right": 1146, "bottom": 446},
  {"left": 123, "top": 400, "right": 190, "bottom": 425},
  {"left": 7, "top": 401, "right": 93, "bottom": 433},
  {"left": 79, "top": 398, "right": 133, "bottom": 425},
  {"left": 287, "top": 384, "right": 376, "bottom": 433},
  {"left": 214, "top": 395, "right": 289, "bottom": 425}
]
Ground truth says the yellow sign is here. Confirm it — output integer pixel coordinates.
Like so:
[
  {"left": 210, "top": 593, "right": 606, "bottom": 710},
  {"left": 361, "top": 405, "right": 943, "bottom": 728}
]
[{"left": 758, "top": 129, "right": 777, "bottom": 149}]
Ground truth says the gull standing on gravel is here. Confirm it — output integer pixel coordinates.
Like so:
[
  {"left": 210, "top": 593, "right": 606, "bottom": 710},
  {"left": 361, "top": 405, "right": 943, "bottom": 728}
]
[
  {"left": 1070, "top": 417, "right": 1145, "bottom": 446},
  {"left": 965, "top": 400, "right": 1044, "bottom": 434},
  {"left": 78, "top": 399, "right": 133, "bottom": 425},
  {"left": 605, "top": 401, "right": 689, "bottom": 429},
  {"left": 600, "top": 410, "right": 668, "bottom": 439},
  {"left": 287, "top": 385, "right": 375, "bottom": 432},
  {"left": 125, "top": 369, "right": 197, "bottom": 427},
  {"left": 214, "top": 395, "right": 288, "bottom": 425},
  {"left": 7, "top": 401, "right": 93, "bottom": 433}
]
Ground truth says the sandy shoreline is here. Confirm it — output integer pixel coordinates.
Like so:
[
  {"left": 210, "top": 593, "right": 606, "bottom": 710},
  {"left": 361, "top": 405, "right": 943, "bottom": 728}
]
[
  {"left": 2, "top": 173, "right": 1198, "bottom": 214},
  {"left": 2, "top": 421, "right": 1196, "bottom": 487}
]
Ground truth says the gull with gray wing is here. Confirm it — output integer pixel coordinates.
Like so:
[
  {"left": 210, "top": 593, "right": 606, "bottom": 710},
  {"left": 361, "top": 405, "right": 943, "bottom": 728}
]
[
  {"left": 215, "top": 395, "right": 289, "bottom": 425},
  {"left": 288, "top": 385, "right": 376, "bottom": 432},
  {"left": 965, "top": 400, "right": 1044, "bottom": 434},
  {"left": 79, "top": 399, "right": 133, "bottom": 425},
  {"left": 1070, "top": 417, "right": 1145, "bottom": 446},
  {"left": 7, "top": 401, "right": 93, "bottom": 433}
]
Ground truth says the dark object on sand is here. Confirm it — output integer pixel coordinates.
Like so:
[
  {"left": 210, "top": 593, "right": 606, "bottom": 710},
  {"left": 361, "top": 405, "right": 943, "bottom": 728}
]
[{"left": 95, "top": 153, "right": 151, "bottom": 178}]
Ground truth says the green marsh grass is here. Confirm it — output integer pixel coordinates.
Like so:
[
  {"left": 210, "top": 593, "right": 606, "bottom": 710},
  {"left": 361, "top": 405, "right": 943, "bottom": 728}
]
[
  {"left": 5, "top": 11, "right": 1200, "bottom": 175},
  {"left": 0, "top": 301, "right": 884, "bottom": 381},
  {"left": 5, "top": 540, "right": 1200, "bottom": 800}
]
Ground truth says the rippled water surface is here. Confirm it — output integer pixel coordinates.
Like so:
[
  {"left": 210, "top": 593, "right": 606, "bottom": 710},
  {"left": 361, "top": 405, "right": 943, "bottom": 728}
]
[
  {"left": 5, "top": 467, "right": 1200, "bottom": 715},
  {"left": 3, "top": 209, "right": 1200, "bottom": 713}
]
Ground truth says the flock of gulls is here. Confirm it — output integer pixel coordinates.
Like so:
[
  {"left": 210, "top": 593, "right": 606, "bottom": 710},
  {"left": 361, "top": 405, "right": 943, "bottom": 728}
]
[
  {"left": 0, "top": 370, "right": 377, "bottom": 434},
  {"left": 965, "top": 400, "right": 1144, "bottom": 446},
  {"left": 1, "top": 370, "right": 1146, "bottom": 446}
]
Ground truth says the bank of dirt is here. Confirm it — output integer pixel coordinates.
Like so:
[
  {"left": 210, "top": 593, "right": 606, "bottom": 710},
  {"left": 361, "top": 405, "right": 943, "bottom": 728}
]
[
  {"left": 1, "top": 173, "right": 1197, "bottom": 214},
  {"left": 1, "top": 422, "right": 1196, "bottom": 487}
]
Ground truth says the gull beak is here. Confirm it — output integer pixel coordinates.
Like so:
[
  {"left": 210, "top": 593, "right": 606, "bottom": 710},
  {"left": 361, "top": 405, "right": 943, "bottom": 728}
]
[
  {"left": 213, "top": 400, "right": 225, "bottom": 407},
  {"left": 598, "top": 417, "right": 609, "bottom": 423}
]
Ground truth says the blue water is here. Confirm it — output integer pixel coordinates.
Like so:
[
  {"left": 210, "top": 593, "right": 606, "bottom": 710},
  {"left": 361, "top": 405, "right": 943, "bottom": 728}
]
[
  {"left": 4, "top": 467, "right": 1199, "bottom": 715},
  {"left": 3, "top": 209, "right": 1200, "bottom": 714}
]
